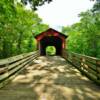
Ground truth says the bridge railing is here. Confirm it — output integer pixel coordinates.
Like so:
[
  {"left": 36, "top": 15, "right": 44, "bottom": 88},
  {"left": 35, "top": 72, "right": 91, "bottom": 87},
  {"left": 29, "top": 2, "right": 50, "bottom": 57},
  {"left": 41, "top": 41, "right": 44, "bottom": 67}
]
[
  {"left": 0, "top": 51, "right": 39, "bottom": 88},
  {"left": 63, "top": 49, "right": 100, "bottom": 85}
]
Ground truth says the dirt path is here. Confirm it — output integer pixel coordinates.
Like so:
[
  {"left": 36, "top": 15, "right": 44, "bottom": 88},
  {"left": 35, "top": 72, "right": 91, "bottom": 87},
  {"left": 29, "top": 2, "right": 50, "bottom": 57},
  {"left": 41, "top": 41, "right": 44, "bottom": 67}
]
[{"left": 0, "top": 56, "right": 100, "bottom": 100}]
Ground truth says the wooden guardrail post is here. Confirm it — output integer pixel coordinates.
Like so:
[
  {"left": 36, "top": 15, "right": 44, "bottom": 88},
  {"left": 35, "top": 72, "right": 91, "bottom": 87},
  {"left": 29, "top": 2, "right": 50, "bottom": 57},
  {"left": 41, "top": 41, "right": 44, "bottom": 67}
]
[
  {"left": 96, "top": 60, "right": 100, "bottom": 83},
  {"left": 64, "top": 49, "right": 100, "bottom": 85},
  {"left": 3, "top": 63, "right": 9, "bottom": 86}
]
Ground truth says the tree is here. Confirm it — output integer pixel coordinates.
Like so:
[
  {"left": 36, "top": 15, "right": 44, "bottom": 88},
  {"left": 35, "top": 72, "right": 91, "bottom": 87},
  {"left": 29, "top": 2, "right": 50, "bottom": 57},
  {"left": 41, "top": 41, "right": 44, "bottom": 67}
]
[
  {"left": 21, "top": 0, "right": 53, "bottom": 10},
  {"left": 0, "top": 0, "right": 49, "bottom": 59},
  {"left": 90, "top": 0, "right": 100, "bottom": 12},
  {"left": 62, "top": 10, "right": 100, "bottom": 58}
]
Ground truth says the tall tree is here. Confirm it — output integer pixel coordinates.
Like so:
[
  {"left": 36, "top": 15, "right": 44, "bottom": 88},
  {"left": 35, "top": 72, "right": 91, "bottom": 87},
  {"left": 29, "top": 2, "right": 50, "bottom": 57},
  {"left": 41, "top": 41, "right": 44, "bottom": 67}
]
[
  {"left": 62, "top": 10, "right": 100, "bottom": 58},
  {"left": 0, "top": 0, "right": 49, "bottom": 59}
]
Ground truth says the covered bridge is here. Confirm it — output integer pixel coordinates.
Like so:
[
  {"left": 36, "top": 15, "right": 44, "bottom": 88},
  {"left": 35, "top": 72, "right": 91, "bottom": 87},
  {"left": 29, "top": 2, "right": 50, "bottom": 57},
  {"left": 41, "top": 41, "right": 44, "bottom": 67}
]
[{"left": 35, "top": 28, "right": 68, "bottom": 56}]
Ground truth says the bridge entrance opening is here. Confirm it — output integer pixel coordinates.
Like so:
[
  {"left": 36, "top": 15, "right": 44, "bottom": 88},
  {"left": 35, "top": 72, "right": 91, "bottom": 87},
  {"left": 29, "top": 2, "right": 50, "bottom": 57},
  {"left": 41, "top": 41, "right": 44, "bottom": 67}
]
[
  {"left": 35, "top": 28, "right": 68, "bottom": 56},
  {"left": 40, "top": 36, "right": 62, "bottom": 55},
  {"left": 46, "top": 46, "right": 56, "bottom": 56}
]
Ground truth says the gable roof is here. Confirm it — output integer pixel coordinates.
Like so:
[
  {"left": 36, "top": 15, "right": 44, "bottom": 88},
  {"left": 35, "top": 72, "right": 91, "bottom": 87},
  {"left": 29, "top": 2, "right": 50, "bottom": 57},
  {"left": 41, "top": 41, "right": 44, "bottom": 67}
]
[{"left": 35, "top": 28, "right": 68, "bottom": 39}]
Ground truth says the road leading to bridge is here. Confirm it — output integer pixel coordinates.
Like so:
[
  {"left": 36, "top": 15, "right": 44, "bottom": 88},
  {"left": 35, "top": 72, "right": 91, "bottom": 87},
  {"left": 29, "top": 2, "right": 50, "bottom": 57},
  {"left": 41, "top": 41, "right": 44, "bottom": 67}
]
[{"left": 0, "top": 56, "right": 100, "bottom": 100}]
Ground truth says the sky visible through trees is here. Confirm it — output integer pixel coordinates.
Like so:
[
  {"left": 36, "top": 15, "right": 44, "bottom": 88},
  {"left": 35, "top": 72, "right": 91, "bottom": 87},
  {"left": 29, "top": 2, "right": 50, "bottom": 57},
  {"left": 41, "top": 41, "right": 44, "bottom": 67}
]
[{"left": 62, "top": 0, "right": 100, "bottom": 58}]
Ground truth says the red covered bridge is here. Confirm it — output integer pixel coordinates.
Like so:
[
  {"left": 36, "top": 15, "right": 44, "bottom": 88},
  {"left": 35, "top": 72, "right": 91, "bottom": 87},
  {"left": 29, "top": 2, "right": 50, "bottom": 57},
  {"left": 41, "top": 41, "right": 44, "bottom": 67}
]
[{"left": 35, "top": 28, "right": 68, "bottom": 56}]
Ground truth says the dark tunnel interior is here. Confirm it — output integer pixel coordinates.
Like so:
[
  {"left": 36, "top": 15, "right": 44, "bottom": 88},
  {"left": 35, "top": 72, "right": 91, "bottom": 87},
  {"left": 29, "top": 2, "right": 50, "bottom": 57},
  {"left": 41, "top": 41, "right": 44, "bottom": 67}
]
[{"left": 40, "top": 36, "right": 62, "bottom": 56}]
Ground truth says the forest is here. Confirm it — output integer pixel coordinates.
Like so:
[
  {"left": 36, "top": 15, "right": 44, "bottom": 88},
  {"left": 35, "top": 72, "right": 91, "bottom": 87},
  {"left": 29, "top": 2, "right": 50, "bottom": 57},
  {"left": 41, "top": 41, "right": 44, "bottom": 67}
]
[
  {"left": 0, "top": 0, "right": 49, "bottom": 59},
  {"left": 62, "top": 0, "right": 100, "bottom": 58},
  {"left": 0, "top": 0, "right": 100, "bottom": 59}
]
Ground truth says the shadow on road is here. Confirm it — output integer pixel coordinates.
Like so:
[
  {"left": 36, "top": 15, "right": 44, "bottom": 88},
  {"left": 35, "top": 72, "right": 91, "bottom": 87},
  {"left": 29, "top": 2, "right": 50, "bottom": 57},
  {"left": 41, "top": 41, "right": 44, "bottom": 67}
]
[{"left": 0, "top": 56, "right": 100, "bottom": 100}]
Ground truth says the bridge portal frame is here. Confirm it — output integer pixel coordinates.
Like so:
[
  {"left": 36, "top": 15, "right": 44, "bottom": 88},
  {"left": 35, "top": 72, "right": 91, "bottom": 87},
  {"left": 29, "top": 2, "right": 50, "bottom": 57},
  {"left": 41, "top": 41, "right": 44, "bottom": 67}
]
[{"left": 35, "top": 28, "right": 68, "bottom": 56}]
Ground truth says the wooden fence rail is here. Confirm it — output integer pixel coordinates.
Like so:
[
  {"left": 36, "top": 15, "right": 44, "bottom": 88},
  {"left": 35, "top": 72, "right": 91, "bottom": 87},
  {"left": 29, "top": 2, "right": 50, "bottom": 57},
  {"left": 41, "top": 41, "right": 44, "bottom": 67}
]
[
  {"left": 0, "top": 51, "right": 39, "bottom": 88},
  {"left": 63, "top": 49, "right": 100, "bottom": 85}
]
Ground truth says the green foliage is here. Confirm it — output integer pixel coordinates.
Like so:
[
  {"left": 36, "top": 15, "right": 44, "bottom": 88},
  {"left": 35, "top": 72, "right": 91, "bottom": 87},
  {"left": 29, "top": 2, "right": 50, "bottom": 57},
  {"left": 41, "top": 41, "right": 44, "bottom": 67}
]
[
  {"left": 62, "top": 10, "right": 100, "bottom": 58},
  {"left": 46, "top": 46, "right": 56, "bottom": 56},
  {"left": 92, "top": 0, "right": 100, "bottom": 13},
  {"left": 0, "top": 0, "right": 49, "bottom": 59},
  {"left": 21, "top": 0, "right": 53, "bottom": 10}
]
